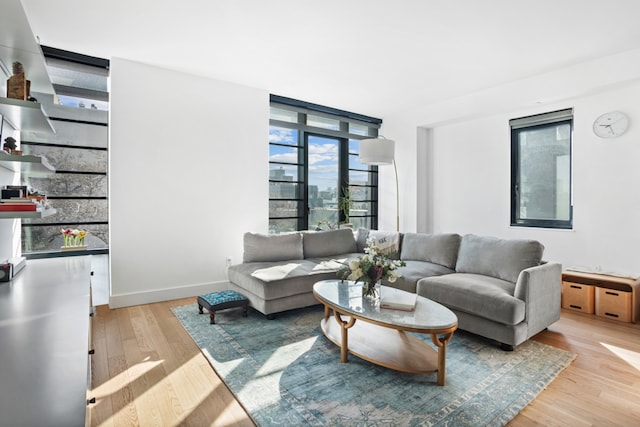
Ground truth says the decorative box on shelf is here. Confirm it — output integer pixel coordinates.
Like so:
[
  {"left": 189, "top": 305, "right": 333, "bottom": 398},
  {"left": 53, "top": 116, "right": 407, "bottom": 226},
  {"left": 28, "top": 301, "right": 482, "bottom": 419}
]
[
  {"left": 562, "top": 269, "right": 639, "bottom": 323},
  {"left": 561, "top": 280, "right": 595, "bottom": 314},
  {"left": 595, "top": 287, "right": 632, "bottom": 322}
]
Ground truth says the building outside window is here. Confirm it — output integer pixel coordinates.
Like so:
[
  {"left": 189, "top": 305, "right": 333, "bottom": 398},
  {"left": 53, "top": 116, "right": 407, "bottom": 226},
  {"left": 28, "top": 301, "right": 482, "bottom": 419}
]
[
  {"left": 510, "top": 108, "right": 573, "bottom": 229},
  {"left": 269, "top": 96, "right": 382, "bottom": 233}
]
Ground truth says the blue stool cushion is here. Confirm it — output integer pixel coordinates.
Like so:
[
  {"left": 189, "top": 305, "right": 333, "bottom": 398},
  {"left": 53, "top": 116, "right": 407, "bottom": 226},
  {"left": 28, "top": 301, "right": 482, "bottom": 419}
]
[{"left": 200, "top": 290, "right": 247, "bottom": 306}]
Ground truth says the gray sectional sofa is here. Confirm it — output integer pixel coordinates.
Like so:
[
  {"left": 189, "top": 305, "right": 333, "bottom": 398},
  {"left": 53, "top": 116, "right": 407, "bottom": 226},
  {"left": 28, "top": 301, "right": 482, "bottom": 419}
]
[{"left": 227, "top": 228, "right": 561, "bottom": 349}]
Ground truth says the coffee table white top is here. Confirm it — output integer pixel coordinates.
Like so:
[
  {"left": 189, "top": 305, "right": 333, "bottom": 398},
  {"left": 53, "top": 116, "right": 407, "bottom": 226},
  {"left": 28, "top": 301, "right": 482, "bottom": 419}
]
[{"left": 313, "top": 280, "right": 458, "bottom": 333}]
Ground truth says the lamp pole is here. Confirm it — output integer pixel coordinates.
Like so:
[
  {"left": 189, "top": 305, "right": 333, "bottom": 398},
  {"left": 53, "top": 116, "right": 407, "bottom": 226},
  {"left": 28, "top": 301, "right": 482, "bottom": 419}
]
[
  {"left": 359, "top": 136, "right": 399, "bottom": 231},
  {"left": 393, "top": 159, "right": 399, "bottom": 232}
]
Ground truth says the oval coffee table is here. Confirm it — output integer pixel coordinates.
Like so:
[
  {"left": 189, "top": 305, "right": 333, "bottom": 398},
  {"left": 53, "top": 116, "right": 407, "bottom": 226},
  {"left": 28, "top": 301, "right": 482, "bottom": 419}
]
[{"left": 313, "top": 280, "right": 458, "bottom": 385}]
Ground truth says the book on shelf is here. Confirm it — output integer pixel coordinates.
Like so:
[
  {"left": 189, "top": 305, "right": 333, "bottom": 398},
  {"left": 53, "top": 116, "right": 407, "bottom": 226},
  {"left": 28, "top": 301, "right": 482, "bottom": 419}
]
[
  {"left": 0, "top": 198, "right": 38, "bottom": 211},
  {"left": 380, "top": 288, "right": 418, "bottom": 312},
  {"left": 0, "top": 203, "right": 37, "bottom": 212}
]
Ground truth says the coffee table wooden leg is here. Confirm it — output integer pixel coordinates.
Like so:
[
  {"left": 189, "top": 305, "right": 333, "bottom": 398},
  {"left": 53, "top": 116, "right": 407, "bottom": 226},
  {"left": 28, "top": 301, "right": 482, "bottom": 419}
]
[
  {"left": 431, "top": 331, "right": 455, "bottom": 386},
  {"left": 333, "top": 311, "right": 356, "bottom": 363}
]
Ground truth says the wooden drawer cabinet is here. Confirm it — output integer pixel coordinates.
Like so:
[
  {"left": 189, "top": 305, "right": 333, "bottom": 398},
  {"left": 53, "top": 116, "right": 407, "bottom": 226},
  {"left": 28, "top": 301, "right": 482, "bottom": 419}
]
[
  {"left": 562, "top": 270, "right": 639, "bottom": 323},
  {"left": 595, "top": 287, "right": 632, "bottom": 322},
  {"left": 561, "top": 281, "right": 595, "bottom": 313}
]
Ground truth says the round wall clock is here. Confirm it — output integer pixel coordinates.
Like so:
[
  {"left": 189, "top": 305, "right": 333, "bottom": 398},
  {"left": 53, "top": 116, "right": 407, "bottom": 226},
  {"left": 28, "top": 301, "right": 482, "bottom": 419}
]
[{"left": 592, "top": 111, "right": 629, "bottom": 138}]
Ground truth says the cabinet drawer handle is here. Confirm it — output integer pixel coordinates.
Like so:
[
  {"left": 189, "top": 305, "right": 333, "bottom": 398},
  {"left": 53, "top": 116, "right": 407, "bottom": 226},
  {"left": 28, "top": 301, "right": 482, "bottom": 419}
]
[
  {"left": 605, "top": 291, "right": 619, "bottom": 296},
  {"left": 605, "top": 312, "right": 619, "bottom": 318},
  {"left": 88, "top": 348, "right": 95, "bottom": 355},
  {"left": 570, "top": 285, "right": 582, "bottom": 289},
  {"left": 569, "top": 305, "right": 583, "bottom": 309},
  {"left": 87, "top": 397, "right": 96, "bottom": 405}
]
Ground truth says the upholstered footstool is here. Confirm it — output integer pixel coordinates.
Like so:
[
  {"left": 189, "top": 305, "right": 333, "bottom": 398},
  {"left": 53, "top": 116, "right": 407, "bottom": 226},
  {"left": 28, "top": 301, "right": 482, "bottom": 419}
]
[{"left": 197, "top": 290, "right": 248, "bottom": 324}]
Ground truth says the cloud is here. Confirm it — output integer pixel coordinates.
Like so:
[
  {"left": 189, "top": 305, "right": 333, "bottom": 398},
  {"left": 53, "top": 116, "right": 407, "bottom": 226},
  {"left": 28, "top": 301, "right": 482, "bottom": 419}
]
[
  {"left": 269, "top": 128, "right": 297, "bottom": 144},
  {"left": 270, "top": 152, "right": 298, "bottom": 163},
  {"left": 308, "top": 143, "right": 338, "bottom": 165}
]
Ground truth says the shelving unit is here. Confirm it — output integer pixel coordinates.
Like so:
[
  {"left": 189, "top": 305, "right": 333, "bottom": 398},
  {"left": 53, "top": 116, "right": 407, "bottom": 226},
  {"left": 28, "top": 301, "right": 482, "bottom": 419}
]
[
  {"left": 0, "top": 2, "right": 58, "bottom": 222},
  {"left": 0, "top": 153, "right": 55, "bottom": 175},
  {"left": 0, "top": 153, "right": 56, "bottom": 219},
  {"left": 562, "top": 269, "right": 640, "bottom": 323},
  {"left": 0, "top": 97, "right": 55, "bottom": 133},
  {"left": 0, "top": 208, "right": 56, "bottom": 219}
]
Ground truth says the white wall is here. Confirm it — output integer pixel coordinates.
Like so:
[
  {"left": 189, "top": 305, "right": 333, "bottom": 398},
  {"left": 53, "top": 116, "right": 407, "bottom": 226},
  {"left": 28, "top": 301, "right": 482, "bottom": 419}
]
[
  {"left": 374, "top": 117, "right": 420, "bottom": 233},
  {"left": 109, "top": 58, "right": 268, "bottom": 307},
  {"left": 419, "top": 83, "right": 640, "bottom": 276}
]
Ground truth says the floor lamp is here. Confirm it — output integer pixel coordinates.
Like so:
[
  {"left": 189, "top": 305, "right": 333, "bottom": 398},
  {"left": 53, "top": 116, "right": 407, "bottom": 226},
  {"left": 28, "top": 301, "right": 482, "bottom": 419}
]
[{"left": 359, "top": 136, "right": 399, "bottom": 231}]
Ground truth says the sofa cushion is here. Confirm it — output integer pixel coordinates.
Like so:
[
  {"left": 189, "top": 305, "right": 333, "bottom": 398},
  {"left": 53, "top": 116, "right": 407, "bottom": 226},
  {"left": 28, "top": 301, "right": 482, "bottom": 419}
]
[
  {"left": 228, "top": 255, "right": 359, "bottom": 301},
  {"left": 400, "top": 233, "right": 461, "bottom": 269},
  {"left": 302, "top": 229, "right": 357, "bottom": 258},
  {"left": 228, "top": 260, "right": 326, "bottom": 300},
  {"left": 417, "top": 273, "right": 526, "bottom": 325},
  {"left": 382, "top": 260, "right": 455, "bottom": 293},
  {"left": 243, "top": 232, "right": 303, "bottom": 263},
  {"left": 455, "top": 234, "right": 544, "bottom": 283}
]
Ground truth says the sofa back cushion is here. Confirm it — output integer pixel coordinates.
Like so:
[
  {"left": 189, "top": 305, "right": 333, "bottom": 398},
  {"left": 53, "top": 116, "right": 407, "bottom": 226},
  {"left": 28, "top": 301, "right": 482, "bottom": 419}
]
[
  {"left": 455, "top": 234, "right": 544, "bottom": 283},
  {"left": 243, "top": 232, "right": 303, "bottom": 263},
  {"left": 356, "top": 229, "right": 370, "bottom": 252},
  {"left": 400, "top": 233, "right": 461, "bottom": 269},
  {"left": 303, "top": 228, "right": 357, "bottom": 258}
]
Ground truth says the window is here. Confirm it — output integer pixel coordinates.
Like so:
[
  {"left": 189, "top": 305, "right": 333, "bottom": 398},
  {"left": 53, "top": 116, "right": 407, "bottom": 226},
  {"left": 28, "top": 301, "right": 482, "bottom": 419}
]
[
  {"left": 269, "top": 95, "right": 382, "bottom": 233},
  {"left": 21, "top": 47, "right": 109, "bottom": 256},
  {"left": 510, "top": 109, "right": 573, "bottom": 229}
]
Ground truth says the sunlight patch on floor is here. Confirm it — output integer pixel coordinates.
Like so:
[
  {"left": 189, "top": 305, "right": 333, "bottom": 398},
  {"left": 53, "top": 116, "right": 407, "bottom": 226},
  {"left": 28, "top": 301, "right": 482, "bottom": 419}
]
[
  {"left": 255, "top": 336, "right": 318, "bottom": 377},
  {"left": 601, "top": 342, "right": 640, "bottom": 373},
  {"left": 92, "top": 358, "right": 164, "bottom": 398}
]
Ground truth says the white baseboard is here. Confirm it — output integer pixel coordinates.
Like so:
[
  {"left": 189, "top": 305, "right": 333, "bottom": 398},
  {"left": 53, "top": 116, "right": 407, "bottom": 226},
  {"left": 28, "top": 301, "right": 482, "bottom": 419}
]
[{"left": 108, "top": 280, "right": 230, "bottom": 309}]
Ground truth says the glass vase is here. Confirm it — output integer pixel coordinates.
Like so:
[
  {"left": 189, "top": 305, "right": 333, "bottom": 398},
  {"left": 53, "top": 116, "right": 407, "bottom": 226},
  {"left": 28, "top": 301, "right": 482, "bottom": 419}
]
[{"left": 362, "top": 280, "right": 380, "bottom": 302}]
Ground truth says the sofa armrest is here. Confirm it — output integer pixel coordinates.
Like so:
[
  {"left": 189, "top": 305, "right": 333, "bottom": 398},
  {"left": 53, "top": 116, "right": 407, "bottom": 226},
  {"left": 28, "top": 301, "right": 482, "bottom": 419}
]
[{"left": 514, "top": 262, "right": 562, "bottom": 338}]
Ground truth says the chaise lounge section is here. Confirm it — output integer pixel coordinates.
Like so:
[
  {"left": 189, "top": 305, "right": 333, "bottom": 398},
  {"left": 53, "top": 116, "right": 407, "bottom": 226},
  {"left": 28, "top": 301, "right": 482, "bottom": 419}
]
[{"left": 227, "top": 229, "right": 362, "bottom": 316}]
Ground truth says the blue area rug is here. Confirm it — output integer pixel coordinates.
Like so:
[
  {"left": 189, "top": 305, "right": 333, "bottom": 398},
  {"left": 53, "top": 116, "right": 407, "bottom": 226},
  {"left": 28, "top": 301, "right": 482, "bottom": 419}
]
[{"left": 172, "top": 304, "right": 574, "bottom": 426}]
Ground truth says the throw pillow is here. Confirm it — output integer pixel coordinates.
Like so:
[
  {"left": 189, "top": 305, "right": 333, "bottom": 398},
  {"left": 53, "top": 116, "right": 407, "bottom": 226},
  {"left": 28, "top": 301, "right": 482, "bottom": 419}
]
[
  {"left": 368, "top": 230, "right": 401, "bottom": 256},
  {"left": 243, "top": 232, "right": 304, "bottom": 263}
]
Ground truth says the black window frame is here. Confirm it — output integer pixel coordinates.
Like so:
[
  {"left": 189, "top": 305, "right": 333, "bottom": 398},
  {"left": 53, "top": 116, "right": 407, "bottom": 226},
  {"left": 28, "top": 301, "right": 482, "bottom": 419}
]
[
  {"left": 510, "top": 109, "right": 573, "bottom": 230},
  {"left": 269, "top": 95, "right": 382, "bottom": 233}
]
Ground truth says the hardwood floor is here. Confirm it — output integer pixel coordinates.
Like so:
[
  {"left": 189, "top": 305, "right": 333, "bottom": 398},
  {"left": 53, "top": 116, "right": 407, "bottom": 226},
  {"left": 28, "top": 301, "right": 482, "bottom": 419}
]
[
  {"left": 90, "top": 298, "right": 254, "bottom": 427},
  {"left": 90, "top": 299, "right": 640, "bottom": 426}
]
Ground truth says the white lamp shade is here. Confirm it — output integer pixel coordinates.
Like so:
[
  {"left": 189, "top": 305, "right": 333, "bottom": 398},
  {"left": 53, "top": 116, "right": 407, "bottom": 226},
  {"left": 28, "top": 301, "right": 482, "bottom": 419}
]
[{"left": 359, "top": 138, "right": 395, "bottom": 165}]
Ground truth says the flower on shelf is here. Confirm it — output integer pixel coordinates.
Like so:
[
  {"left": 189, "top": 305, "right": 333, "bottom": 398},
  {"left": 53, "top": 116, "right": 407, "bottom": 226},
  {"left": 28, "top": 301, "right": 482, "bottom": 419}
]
[
  {"left": 61, "top": 228, "right": 89, "bottom": 247},
  {"left": 337, "top": 237, "right": 406, "bottom": 298}
]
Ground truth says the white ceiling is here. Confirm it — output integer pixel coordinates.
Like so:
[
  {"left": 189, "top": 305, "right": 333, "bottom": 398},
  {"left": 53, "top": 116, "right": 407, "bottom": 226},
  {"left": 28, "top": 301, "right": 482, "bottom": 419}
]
[{"left": 20, "top": 0, "right": 640, "bottom": 120}]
